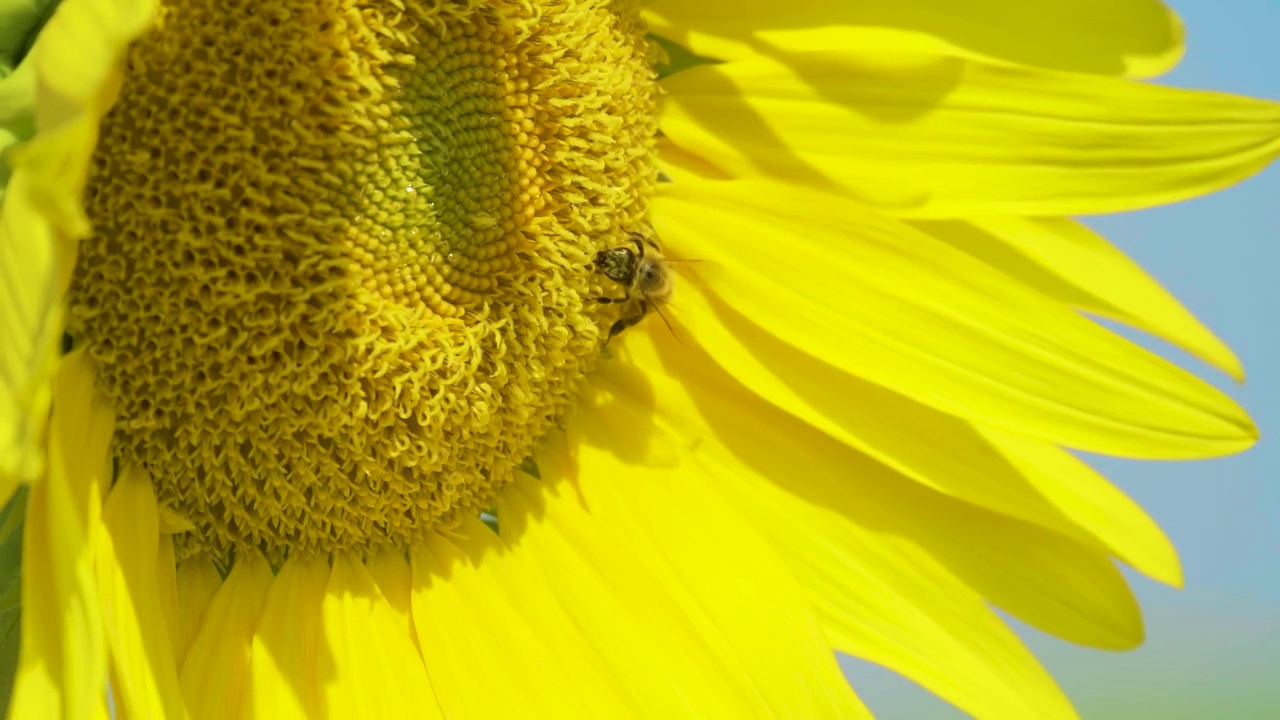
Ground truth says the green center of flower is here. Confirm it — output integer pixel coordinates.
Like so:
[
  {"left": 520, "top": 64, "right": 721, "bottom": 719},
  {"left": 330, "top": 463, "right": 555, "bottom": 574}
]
[{"left": 65, "top": 0, "right": 659, "bottom": 563}]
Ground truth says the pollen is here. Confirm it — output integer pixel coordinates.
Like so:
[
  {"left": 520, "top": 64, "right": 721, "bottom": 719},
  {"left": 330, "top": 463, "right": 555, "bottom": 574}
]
[{"left": 65, "top": 0, "right": 659, "bottom": 562}]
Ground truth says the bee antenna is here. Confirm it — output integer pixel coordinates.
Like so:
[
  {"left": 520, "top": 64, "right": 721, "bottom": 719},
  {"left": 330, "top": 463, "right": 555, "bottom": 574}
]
[{"left": 630, "top": 231, "right": 660, "bottom": 253}]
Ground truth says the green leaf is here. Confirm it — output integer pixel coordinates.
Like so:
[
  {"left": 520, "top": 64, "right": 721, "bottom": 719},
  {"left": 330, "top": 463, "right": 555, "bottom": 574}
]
[
  {"left": 0, "top": 486, "right": 28, "bottom": 718},
  {"left": 1, "top": 0, "right": 62, "bottom": 70}
]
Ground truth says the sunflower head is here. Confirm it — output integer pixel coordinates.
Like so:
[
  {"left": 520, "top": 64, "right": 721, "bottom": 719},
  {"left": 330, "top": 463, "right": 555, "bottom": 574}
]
[{"left": 63, "top": 0, "right": 660, "bottom": 562}]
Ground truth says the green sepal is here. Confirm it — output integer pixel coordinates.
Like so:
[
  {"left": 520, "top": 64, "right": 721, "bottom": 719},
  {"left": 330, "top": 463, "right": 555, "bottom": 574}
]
[{"left": 650, "top": 34, "right": 720, "bottom": 79}]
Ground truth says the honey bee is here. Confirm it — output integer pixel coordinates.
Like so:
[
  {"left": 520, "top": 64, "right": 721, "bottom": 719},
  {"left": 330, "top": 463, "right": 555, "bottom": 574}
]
[{"left": 592, "top": 232, "right": 677, "bottom": 342}]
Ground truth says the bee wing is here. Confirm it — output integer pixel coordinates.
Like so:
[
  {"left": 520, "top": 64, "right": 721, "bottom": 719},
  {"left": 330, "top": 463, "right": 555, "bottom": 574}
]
[
  {"left": 659, "top": 288, "right": 724, "bottom": 349},
  {"left": 655, "top": 257, "right": 724, "bottom": 346},
  {"left": 667, "top": 256, "right": 725, "bottom": 284},
  {"left": 647, "top": 299, "right": 691, "bottom": 347}
]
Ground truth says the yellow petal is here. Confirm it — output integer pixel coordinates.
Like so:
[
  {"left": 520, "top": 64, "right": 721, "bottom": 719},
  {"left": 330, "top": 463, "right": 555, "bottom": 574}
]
[
  {"left": 1, "top": 0, "right": 157, "bottom": 490},
  {"left": 658, "top": 284, "right": 1183, "bottom": 587},
  {"left": 409, "top": 533, "right": 540, "bottom": 719},
  {"left": 15, "top": 0, "right": 150, "bottom": 276},
  {"left": 978, "top": 426, "right": 1182, "bottom": 587},
  {"left": 646, "top": 0, "right": 1183, "bottom": 78},
  {"left": 156, "top": 536, "right": 181, "bottom": 663},
  {"left": 9, "top": 483, "right": 69, "bottom": 719},
  {"left": 659, "top": 52, "right": 1280, "bottom": 217},
  {"left": 11, "top": 361, "right": 115, "bottom": 717},
  {"left": 706, "top": 443, "right": 1084, "bottom": 719},
  {"left": 172, "top": 556, "right": 220, "bottom": 669},
  {"left": 13, "top": 350, "right": 115, "bottom": 720},
  {"left": 605, "top": 330, "right": 1145, "bottom": 651},
  {"left": 156, "top": 506, "right": 196, "bottom": 535},
  {"left": 410, "top": 524, "right": 630, "bottom": 719},
  {"left": 548, "top": 430, "right": 873, "bottom": 718},
  {"left": 10, "top": 483, "right": 110, "bottom": 720},
  {"left": 653, "top": 178, "right": 1256, "bottom": 459},
  {"left": 30, "top": 0, "right": 157, "bottom": 131},
  {"left": 365, "top": 548, "right": 419, "bottom": 654},
  {"left": 0, "top": 168, "right": 59, "bottom": 491},
  {"left": 95, "top": 463, "right": 185, "bottom": 719},
  {"left": 410, "top": 464, "right": 860, "bottom": 719},
  {"left": 657, "top": 135, "right": 736, "bottom": 184},
  {"left": 578, "top": 341, "right": 1088, "bottom": 717},
  {"left": 248, "top": 556, "right": 328, "bottom": 720},
  {"left": 179, "top": 552, "right": 272, "bottom": 720},
  {"left": 571, "top": 366, "right": 685, "bottom": 469},
  {"left": 45, "top": 350, "right": 112, "bottom": 508},
  {"left": 320, "top": 553, "right": 441, "bottom": 718},
  {"left": 914, "top": 216, "right": 1244, "bottom": 380}
]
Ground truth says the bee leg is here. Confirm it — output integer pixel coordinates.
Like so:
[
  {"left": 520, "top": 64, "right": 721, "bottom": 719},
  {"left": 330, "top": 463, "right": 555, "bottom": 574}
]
[
  {"left": 605, "top": 301, "right": 648, "bottom": 344},
  {"left": 594, "top": 288, "right": 630, "bottom": 304},
  {"left": 603, "top": 319, "right": 626, "bottom": 347},
  {"left": 605, "top": 317, "right": 637, "bottom": 345}
]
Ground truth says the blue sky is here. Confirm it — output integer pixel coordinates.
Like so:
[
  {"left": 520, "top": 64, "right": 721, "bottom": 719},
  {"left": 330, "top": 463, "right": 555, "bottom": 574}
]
[{"left": 843, "top": 1, "right": 1280, "bottom": 716}]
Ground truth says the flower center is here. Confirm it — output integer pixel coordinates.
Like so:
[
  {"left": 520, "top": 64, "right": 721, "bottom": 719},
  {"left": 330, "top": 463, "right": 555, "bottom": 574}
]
[{"left": 66, "top": 0, "right": 659, "bottom": 562}]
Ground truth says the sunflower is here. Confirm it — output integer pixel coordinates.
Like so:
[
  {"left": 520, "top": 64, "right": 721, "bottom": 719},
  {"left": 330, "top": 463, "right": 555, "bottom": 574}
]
[{"left": 0, "top": 0, "right": 1274, "bottom": 717}]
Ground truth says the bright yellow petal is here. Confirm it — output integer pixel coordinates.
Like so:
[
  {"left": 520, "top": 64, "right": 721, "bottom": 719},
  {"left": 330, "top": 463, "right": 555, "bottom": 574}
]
[
  {"left": 13, "top": 350, "right": 115, "bottom": 720},
  {"left": 1, "top": 0, "right": 157, "bottom": 491},
  {"left": 9, "top": 483, "right": 70, "bottom": 719},
  {"left": 410, "top": 462, "right": 864, "bottom": 719},
  {"left": 248, "top": 556, "right": 329, "bottom": 720},
  {"left": 410, "top": 523, "right": 633, "bottom": 719},
  {"left": 545, "top": 430, "right": 873, "bottom": 719},
  {"left": 463, "top": 507, "right": 657, "bottom": 717},
  {"left": 659, "top": 52, "right": 1280, "bottom": 217},
  {"left": 44, "top": 350, "right": 112, "bottom": 511},
  {"left": 914, "top": 216, "right": 1244, "bottom": 380},
  {"left": 0, "top": 167, "right": 59, "bottom": 493},
  {"left": 95, "top": 463, "right": 185, "bottom": 719},
  {"left": 978, "top": 426, "right": 1182, "bottom": 587},
  {"left": 582, "top": 334, "right": 1087, "bottom": 717},
  {"left": 599, "top": 332, "right": 1145, "bottom": 651},
  {"left": 646, "top": 0, "right": 1184, "bottom": 78},
  {"left": 708, "top": 447, "right": 1084, "bottom": 719},
  {"left": 653, "top": 178, "right": 1256, "bottom": 459},
  {"left": 179, "top": 552, "right": 271, "bottom": 720},
  {"left": 660, "top": 283, "right": 1183, "bottom": 587},
  {"left": 320, "top": 553, "right": 441, "bottom": 718},
  {"left": 409, "top": 532, "right": 540, "bottom": 719},
  {"left": 365, "top": 548, "right": 419, "bottom": 654}
]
